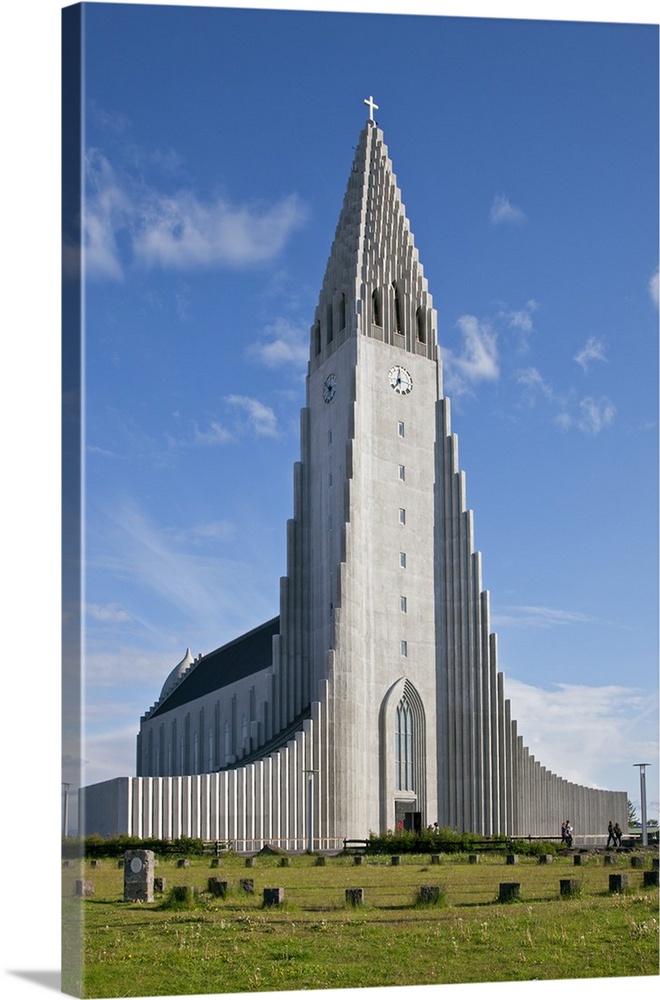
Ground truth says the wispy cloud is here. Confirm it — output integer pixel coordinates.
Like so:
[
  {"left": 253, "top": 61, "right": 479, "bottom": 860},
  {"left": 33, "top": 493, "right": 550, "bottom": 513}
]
[
  {"left": 225, "top": 395, "right": 279, "bottom": 437},
  {"left": 514, "top": 367, "right": 616, "bottom": 435},
  {"left": 574, "top": 336, "right": 607, "bottom": 372},
  {"left": 650, "top": 264, "right": 659, "bottom": 307},
  {"left": 498, "top": 300, "right": 538, "bottom": 353},
  {"left": 442, "top": 315, "right": 499, "bottom": 396},
  {"left": 84, "top": 149, "right": 307, "bottom": 279},
  {"left": 493, "top": 605, "right": 595, "bottom": 629},
  {"left": 504, "top": 677, "right": 657, "bottom": 791},
  {"left": 556, "top": 396, "right": 616, "bottom": 435},
  {"left": 86, "top": 603, "right": 131, "bottom": 624},
  {"left": 490, "top": 193, "right": 527, "bottom": 225},
  {"left": 249, "top": 317, "right": 309, "bottom": 369}
]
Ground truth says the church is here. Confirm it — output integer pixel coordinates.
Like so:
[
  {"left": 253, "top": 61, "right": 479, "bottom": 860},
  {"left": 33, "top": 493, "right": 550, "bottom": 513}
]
[{"left": 81, "top": 101, "right": 627, "bottom": 848}]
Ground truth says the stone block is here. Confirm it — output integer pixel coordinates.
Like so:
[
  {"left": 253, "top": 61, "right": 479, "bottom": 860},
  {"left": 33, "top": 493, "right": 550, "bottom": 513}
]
[
  {"left": 560, "top": 879, "right": 582, "bottom": 898},
  {"left": 263, "top": 887, "right": 284, "bottom": 906},
  {"left": 279, "top": 857, "right": 290, "bottom": 867},
  {"left": 90, "top": 859, "right": 102, "bottom": 868},
  {"left": 538, "top": 854, "right": 553, "bottom": 864},
  {"left": 419, "top": 885, "right": 441, "bottom": 904},
  {"left": 353, "top": 855, "right": 364, "bottom": 865},
  {"left": 609, "top": 873, "right": 630, "bottom": 893},
  {"left": 208, "top": 878, "right": 230, "bottom": 898},
  {"left": 630, "top": 856, "right": 643, "bottom": 868},
  {"left": 604, "top": 854, "right": 617, "bottom": 865},
  {"left": 314, "top": 855, "right": 326, "bottom": 866},
  {"left": 643, "top": 870, "right": 659, "bottom": 887},
  {"left": 210, "top": 858, "right": 221, "bottom": 868},
  {"left": 498, "top": 882, "right": 520, "bottom": 902},
  {"left": 430, "top": 854, "right": 441, "bottom": 865},
  {"left": 124, "top": 850, "right": 155, "bottom": 903},
  {"left": 177, "top": 859, "right": 190, "bottom": 869},
  {"left": 245, "top": 857, "right": 255, "bottom": 868},
  {"left": 573, "top": 854, "right": 586, "bottom": 866},
  {"left": 468, "top": 854, "right": 480, "bottom": 864},
  {"left": 505, "top": 855, "right": 518, "bottom": 865},
  {"left": 345, "top": 887, "right": 364, "bottom": 906},
  {"left": 239, "top": 878, "right": 255, "bottom": 894},
  {"left": 75, "top": 880, "right": 94, "bottom": 897},
  {"left": 153, "top": 878, "right": 166, "bottom": 893},
  {"left": 391, "top": 856, "right": 400, "bottom": 866},
  {"left": 652, "top": 857, "right": 659, "bottom": 871}
]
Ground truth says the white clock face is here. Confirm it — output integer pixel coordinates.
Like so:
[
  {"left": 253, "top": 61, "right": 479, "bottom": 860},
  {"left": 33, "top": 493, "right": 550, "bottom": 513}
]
[
  {"left": 323, "top": 374, "right": 337, "bottom": 402},
  {"left": 388, "top": 365, "right": 412, "bottom": 394}
]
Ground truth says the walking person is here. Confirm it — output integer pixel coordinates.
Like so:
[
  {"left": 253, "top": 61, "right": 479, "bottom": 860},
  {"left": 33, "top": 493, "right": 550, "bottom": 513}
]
[
  {"left": 565, "top": 820, "right": 573, "bottom": 848},
  {"left": 613, "top": 822, "right": 622, "bottom": 848},
  {"left": 606, "top": 820, "right": 616, "bottom": 847}
]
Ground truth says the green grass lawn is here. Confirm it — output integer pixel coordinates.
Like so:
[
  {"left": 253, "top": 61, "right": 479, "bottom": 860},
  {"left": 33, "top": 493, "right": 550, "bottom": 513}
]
[{"left": 74, "top": 851, "right": 659, "bottom": 998}]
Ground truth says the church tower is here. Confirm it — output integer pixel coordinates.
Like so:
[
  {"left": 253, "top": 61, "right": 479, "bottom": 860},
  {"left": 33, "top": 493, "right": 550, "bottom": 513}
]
[{"left": 85, "top": 101, "right": 627, "bottom": 846}]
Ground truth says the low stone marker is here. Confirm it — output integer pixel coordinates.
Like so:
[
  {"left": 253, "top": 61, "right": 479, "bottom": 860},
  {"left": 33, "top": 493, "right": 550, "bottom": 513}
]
[
  {"left": 345, "top": 887, "right": 364, "bottom": 906},
  {"left": 245, "top": 857, "right": 255, "bottom": 868},
  {"left": 630, "top": 856, "right": 643, "bottom": 869},
  {"left": 468, "top": 854, "right": 479, "bottom": 864},
  {"left": 170, "top": 885, "right": 196, "bottom": 905},
  {"left": 177, "top": 859, "right": 190, "bottom": 869},
  {"left": 431, "top": 854, "right": 441, "bottom": 865},
  {"left": 560, "top": 879, "right": 582, "bottom": 898},
  {"left": 353, "top": 855, "right": 364, "bottom": 866},
  {"left": 240, "top": 878, "right": 255, "bottom": 894},
  {"left": 154, "top": 877, "right": 166, "bottom": 893},
  {"left": 315, "top": 855, "right": 326, "bottom": 866},
  {"left": 124, "top": 850, "right": 155, "bottom": 903},
  {"left": 391, "top": 856, "right": 400, "bottom": 866},
  {"left": 263, "top": 887, "right": 284, "bottom": 907},
  {"left": 652, "top": 858, "right": 659, "bottom": 871},
  {"left": 573, "top": 854, "right": 586, "bottom": 866},
  {"left": 279, "top": 857, "right": 290, "bottom": 867},
  {"left": 609, "top": 873, "right": 630, "bottom": 893},
  {"left": 208, "top": 878, "right": 230, "bottom": 898},
  {"left": 90, "top": 859, "right": 102, "bottom": 868},
  {"left": 505, "top": 855, "right": 518, "bottom": 865},
  {"left": 419, "top": 885, "right": 441, "bottom": 904},
  {"left": 76, "top": 880, "right": 94, "bottom": 898},
  {"left": 210, "top": 858, "right": 221, "bottom": 868},
  {"left": 603, "top": 854, "right": 617, "bottom": 866},
  {"left": 498, "top": 882, "right": 520, "bottom": 902},
  {"left": 538, "top": 854, "right": 553, "bottom": 864},
  {"left": 643, "top": 870, "right": 659, "bottom": 888}
]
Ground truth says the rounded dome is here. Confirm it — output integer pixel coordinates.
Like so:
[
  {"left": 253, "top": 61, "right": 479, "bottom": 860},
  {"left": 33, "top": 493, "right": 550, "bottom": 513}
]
[{"left": 159, "top": 648, "right": 195, "bottom": 701}]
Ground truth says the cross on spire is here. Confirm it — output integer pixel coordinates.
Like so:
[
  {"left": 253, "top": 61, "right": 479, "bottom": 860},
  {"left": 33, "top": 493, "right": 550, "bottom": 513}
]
[{"left": 364, "top": 95, "right": 379, "bottom": 123}]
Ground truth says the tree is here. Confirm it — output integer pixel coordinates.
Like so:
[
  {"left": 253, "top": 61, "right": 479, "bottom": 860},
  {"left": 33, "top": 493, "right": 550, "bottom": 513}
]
[{"left": 627, "top": 798, "right": 639, "bottom": 827}]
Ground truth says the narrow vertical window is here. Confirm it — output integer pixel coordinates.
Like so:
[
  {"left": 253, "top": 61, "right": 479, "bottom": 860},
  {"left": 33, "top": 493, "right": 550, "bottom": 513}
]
[
  {"left": 399, "top": 551, "right": 407, "bottom": 569},
  {"left": 327, "top": 302, "right": 333, "bottom": 343},
  {"left": 397, "top": 421, "right": 405, "bottom": 438},
  {"left": 399, "top": 508, "right": 406, "bottom": 525},
  {"left": 328, "top": 429, "right": 333, "bottom": 445},
  {"left": 339, "top": 292, "right": 346, "bottom": 331},
  {"left": 400, "top": 640, "right": 408, "bottom": 657},
  {"left": 416, "top": 306, "right": 426, "bottom": 344},
  {"left": 395, "top": 696, "right": 414, "bottom": 791},
  {"left": 400, "top": 596, "right": 407, "bottom": 613},
  {"left": 314, "top": 320, "right": 321, "bottom": 356},
  {"left": 393, "top": 281, "right": 404, "bottom": 335},
  {"left": 372, "top": 287, "right": 382, "bottom": 327},
  {"left": 328, "top": 471, "right": 333, "bottom": 487},
  {"left": 398, "top": 465, "right": 406, "bottom": 481}
]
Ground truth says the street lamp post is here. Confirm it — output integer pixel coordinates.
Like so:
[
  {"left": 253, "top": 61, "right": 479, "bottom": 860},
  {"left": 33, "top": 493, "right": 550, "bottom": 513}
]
[{"left": 633, "top": 763, "right": 650, "bottom": 847}]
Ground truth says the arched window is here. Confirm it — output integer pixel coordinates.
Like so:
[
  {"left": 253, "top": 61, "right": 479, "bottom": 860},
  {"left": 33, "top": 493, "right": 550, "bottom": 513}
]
[
  {"left": 416, "top": 306, "right": 426, "bottom": 344},
  {"left": 372, "top": 288, "right": 382, "bottom": 327},
  {"left": 393, "top": 281, "right": 404, "bottom": 335},
  {"left": 395, "top": 696, "right": 414, "bottom": 791}
]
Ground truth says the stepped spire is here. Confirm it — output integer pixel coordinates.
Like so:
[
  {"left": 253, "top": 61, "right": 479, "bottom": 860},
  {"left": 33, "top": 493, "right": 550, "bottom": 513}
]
[{"left": 310, "top": 112, "right": 437, "bottom": 367}]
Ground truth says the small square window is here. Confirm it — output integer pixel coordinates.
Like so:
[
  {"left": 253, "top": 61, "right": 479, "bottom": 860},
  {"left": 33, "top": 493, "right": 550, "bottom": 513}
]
[
  {"left": 400, "top": 596, "right": 407, "bottom": 613},
  {"left": 398, "top": 421, "right": 405, "bottom": 438},
  {"left": 398, "top": 465, "right": 406, "bottom": 481},
  {"left": 399, "top": 552, "right": 407, "bottom": 569},
  {"left": 400, "top": 640, "right": 408, "bottom": 657},
  {"left": 399, "top": 508, "right": 406, "bottom": 525}
]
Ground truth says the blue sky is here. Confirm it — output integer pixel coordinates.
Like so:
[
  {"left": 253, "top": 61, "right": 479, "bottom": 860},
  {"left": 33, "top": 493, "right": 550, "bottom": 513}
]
[
  {"left": 72, "top": 2, "right": 659, "bottom": 817},
  {"left": 1, "top": 3, "right": 657, "bottom": 1000}
]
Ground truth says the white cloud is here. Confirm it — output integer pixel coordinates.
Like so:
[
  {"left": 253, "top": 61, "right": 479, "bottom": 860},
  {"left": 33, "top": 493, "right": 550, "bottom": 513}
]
[
  {"left": 86, "top": 603, "right": 131, "bottom": 624},
  {"left": 84, "top": 149, "right": 307, "bottom": 279},
  {"left": 249, "top": 317, "right": 309, "bottom": 369},
  {"left": 574, "top": 336, "right": 607, "bottom": 371},
  {"left": 442, "top": 315, "right": 499, "bottom": 395},
  {"left": 504, "top": 676, "right": 657, "bottom": 794},
  {"left": 649, "top": 264, "right": 659, "bottom": 307},
  {"left": 558, "top": 396, "right": 616, "bottom": 435},
  {"left": 490, "top": 193, "right": 527, "bottom": 225},
  {"left": 191, "top": 420, "right": 234, "bottom": 446},
  {"left": 514, "top": 366, "right": 556, "bottom": 405},
  {"left": 225, "top": 394, "right": 279, "bottom": 437},
  {"left": 493, "top": 605, "right": 594, "bottom": 629}
]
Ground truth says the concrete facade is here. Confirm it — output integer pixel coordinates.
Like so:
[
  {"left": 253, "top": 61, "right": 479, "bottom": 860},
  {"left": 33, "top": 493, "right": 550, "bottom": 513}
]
[{"left": 81, "top": 115, "right": 628, "bottom": 847}]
